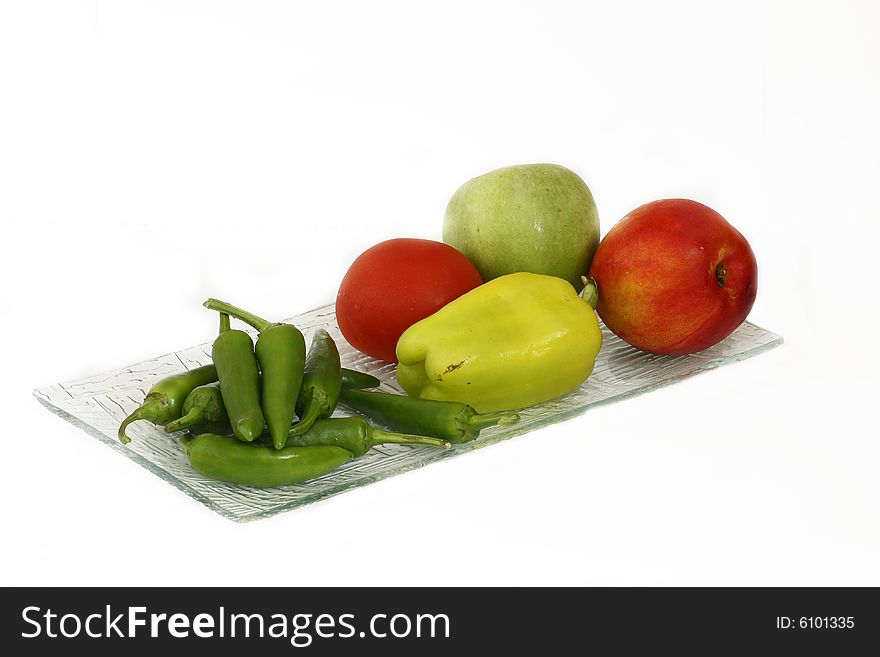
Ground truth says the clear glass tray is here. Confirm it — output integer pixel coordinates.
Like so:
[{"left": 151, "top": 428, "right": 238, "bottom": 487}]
[{"left": 34, "top": 304, "right": 782, "bottom": 522}]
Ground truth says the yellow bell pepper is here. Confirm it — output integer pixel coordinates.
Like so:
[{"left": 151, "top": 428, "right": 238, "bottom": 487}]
[{"left": 396, "top": 272, "right": 602, "bottom": 413}]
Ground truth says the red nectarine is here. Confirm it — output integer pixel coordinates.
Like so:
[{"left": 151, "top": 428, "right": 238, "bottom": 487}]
[{"left": 589, "top": 199, "right": 757, "bottom": 355}]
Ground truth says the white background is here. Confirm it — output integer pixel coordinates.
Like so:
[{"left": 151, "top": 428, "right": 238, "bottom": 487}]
[{"left": 1, "top": 0, "right": 878, "bottom": 586}]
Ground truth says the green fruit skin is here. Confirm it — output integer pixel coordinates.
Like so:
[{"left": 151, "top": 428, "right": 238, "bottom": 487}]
[{"left": 442, "top": 163, "right": 600, "bottom": 290}]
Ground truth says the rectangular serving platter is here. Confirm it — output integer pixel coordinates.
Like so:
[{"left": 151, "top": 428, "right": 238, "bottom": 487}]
[{"left": 34, "top": 303, "right": 782, "bottom": 522}]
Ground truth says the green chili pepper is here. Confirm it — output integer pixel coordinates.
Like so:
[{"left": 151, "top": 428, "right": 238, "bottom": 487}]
[
  {"left": 211, "top": 313, "right": 265, "bottom": 442},
  {"left": 163, "top": 368, "right": 376, "bottom": 435},
  {"left": 164, "top": 382, "right": 229, "bottom": 434},
  {"left": 180, "top": 433, "right": 353, "bottom": 488},
  {"left": 340, "top": 368, "right": 380, "bottom": 391},
  {"left": 117, "top": 364, "right": 218, "bottom": 444},
  {"left": 284, "top": 416, "right": 450, "bottom": 457},
  {"left": 288, "top": 329, "right": 342, "bottom": 438},
  {"left": 204, "top": 299, "right": 306, "bottom": 450},
  {"left": 339, "top": 389, "right": 520, "bottom": 444}
]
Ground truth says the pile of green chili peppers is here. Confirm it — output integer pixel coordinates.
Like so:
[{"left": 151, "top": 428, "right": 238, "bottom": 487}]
[{"left": 117, "top": 299, "right": 519, "bottom": 488}]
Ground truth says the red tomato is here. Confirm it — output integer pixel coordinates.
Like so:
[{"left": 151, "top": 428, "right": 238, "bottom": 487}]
[{"left": 336, "top": 238, "right": 483, "bottom": 362}]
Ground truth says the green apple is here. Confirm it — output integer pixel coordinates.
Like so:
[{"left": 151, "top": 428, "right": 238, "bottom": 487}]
[{"left": 443, "top": 163, "right": 600, "bottom": 290}]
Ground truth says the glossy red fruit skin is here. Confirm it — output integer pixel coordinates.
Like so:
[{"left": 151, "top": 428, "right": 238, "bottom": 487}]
[
  {"left": 589, "top": 199, "right": 758, "bottom": 355},
  {"left": 336, "top": 238, "right": 483, "bottom": 363}
]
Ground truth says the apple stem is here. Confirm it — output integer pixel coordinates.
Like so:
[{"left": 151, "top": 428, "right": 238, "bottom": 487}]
[
  {"left": 715, "top": 263, "right": 727, "bottom": 288},
  {"left": 580, "top": 275, "right": 599, "bottom": 310}
]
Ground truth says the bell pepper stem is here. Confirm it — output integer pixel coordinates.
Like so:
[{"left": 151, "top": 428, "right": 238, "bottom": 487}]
[
  {"left": 204, "top": 298, "right": 272, "bottom": 333},
  {"left": 366, "top": 426, "right": 451, "bottom": 450},
  {"left": 580, "top": 276, "right": 599, "bottom": 310},
  {"left": 467, "top": 411, "right": 520, "bottom": 432},
  {"left": 219, "top": 312, "right": 231, "bottom": 334}
]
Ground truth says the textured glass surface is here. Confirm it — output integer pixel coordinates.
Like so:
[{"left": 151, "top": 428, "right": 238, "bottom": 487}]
[{"left": 34, "top": 304, "right": 782, "bottom": 522}]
